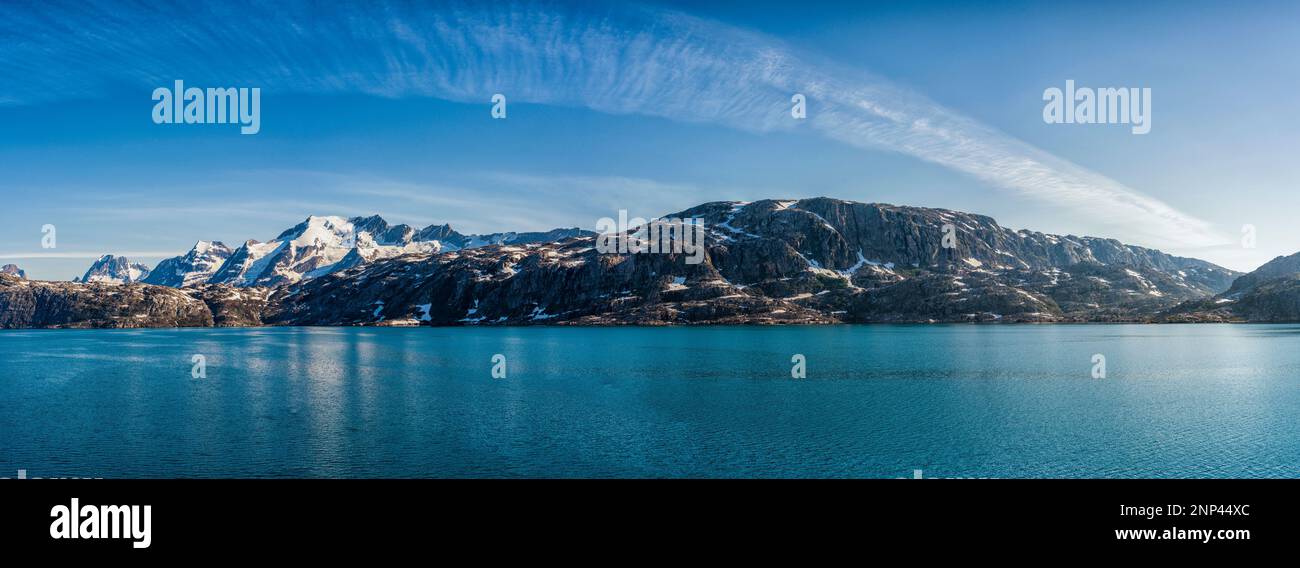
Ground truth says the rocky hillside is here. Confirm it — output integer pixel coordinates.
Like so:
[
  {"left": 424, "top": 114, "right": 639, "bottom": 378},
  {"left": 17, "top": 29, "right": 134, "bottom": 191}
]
[
  {"left": 0, "top": 275, "right": 270, "bottom": 328},
  {"left": 0, "top": 275, "right": 210, "bottom": 328},
  {"left": 1162, "top": 251, "right": 1300, "bottom": 322},
  {"left": 0, "top": 264, "right": 24, "bottom": 279},
  {"left": 3, "top": 198, "right": 1246, "bottom": 328}
]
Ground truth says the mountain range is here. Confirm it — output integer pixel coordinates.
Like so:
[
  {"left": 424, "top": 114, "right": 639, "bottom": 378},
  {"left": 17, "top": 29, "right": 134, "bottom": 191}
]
[
  {"left": 6, "top": 197, "right": 1300, "bottom": 329},
  {"left": 77, "top": 215, "right": 594, "bottom": 289}
]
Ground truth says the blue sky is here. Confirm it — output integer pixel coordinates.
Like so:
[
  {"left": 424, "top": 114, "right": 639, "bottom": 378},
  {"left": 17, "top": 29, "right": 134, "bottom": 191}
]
[{"left": 2, "top": 0, "right": 1297, "bottom": 279}]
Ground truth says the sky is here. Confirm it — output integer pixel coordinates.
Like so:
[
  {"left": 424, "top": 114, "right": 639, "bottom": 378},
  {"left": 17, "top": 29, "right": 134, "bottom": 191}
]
[{"left": 1, "top": 0, "right": 1297, "bottom": 279}]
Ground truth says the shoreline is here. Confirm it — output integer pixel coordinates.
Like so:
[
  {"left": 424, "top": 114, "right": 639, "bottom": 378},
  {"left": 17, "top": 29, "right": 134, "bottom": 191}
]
[{"left": 0, "top": 319, "right": 1273, "bottom": 331}]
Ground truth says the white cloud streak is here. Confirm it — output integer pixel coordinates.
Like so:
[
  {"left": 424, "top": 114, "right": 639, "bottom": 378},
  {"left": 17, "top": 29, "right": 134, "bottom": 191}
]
[{"left": 0, "top": 0, "right": 1227, "bottom": 249}]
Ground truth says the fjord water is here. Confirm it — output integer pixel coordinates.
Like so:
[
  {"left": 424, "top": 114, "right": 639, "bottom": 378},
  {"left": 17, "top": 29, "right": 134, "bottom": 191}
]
[{"left": 1, "top": 325, "right": 1297, "bottom": 478}]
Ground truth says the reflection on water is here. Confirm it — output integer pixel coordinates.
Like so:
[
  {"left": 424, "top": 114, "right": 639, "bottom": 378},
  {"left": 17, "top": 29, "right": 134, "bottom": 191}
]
[{"left": 1, "top": 324, "right": 1298, "bottom": 478}]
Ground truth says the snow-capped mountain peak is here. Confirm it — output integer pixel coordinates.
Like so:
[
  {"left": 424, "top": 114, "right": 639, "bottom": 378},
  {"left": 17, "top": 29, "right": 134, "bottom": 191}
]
[
  {"left": 141, "top": 241, "right": 234, "bottom": 287},
  {"left": 209, "top": 215, "right": 424, "bottom": 287},
  {"left": 191, "top": 240, "right": 225, "bottom": 256},
  {"left": 277, "top": 215, "right": 356, "bottom": 246},
  {"left": 80, "top": 255, "right": 151, "bottom": 285}
]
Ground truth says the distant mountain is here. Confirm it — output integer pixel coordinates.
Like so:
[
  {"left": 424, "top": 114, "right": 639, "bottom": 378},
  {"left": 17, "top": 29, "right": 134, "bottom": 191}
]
[
  {"left": 2, "top": 198, "right": 1247, "bottom": 328},
  {"left": 1223, "top": 251, "right": 1300, "bottom": 296},
  {"left": 141, "top": 241, "right": 233, "bottom": 287},
  {"left": 0, "top": 264, "right": 25, "bottom": 279},
  {"left": 208, "top": 215, "right": 439, "bottom": 287},
  {"left": 79, "top": 255, "right": 151, "bottom": 285},
  {"left": 1163, "top": 250, "right": 1300, "bottom": 322},
  {"left": 422, "top": 226, "right": 595, "bottom": 250},
  {"left": 206, "top": 215, "right": 593, "bottom": 288}
]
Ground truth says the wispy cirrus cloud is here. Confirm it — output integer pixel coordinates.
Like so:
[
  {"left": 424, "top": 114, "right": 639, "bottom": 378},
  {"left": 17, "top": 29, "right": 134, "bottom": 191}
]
[
  {"left": 0, "top": 0, "right": 1226, "bottom": 249},
  {"left": 279, "top": 170, "right": 719, "bottom": 234}
]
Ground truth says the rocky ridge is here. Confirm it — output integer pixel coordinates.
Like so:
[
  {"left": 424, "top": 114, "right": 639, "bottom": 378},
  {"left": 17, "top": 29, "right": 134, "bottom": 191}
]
[{"left": 1161, "top": 250, "right": 1300, "bottom": 322}]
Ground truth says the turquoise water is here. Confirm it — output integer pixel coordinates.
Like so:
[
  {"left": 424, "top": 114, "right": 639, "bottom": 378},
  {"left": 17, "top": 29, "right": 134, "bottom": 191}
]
[{"left": 1, "top": 325, "right": 1298, "bottom": 478}]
